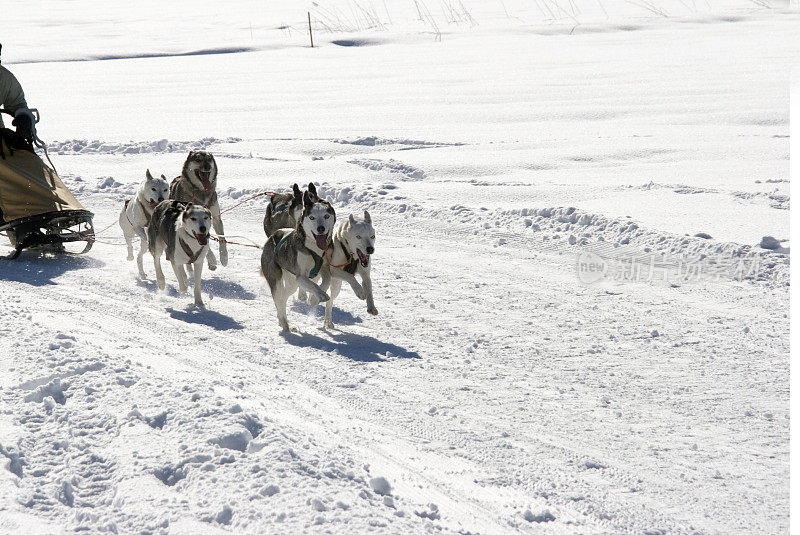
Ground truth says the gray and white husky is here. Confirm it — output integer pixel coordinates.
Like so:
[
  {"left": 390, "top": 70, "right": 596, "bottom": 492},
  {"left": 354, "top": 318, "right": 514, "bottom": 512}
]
[
  {"left": 263, "top": 183, "right": 305, "bottom": 237},
  {"left": 169, "top": 151, "right": 227, "bottom": 270},
  {"left": 260, "top": 189, "right": 364, "bottom": 332},
  {"left": 320, "top": 211, "right": 378, "bottom": 329},
  {"left": 119, "top": 169, "right": 169, "bottom": 278},
  {"left": 147, "top": 200, "right": 213, "bottom": 308}
]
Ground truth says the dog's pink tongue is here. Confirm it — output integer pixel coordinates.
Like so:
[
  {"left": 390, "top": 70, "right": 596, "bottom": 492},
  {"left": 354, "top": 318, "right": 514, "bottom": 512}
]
[
  {"left": 194, "top": 232, "right": 208, "bottom": 246},
  {"left": 195, "top": 170, "right": 212, "bottom": 191},
  {"left": 314, "top": 233, "right": 328, "bottom": 250}
]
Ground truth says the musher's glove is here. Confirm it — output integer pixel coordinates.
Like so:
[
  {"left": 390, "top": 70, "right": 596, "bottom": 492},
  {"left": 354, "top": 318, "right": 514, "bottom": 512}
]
[{"left": 12, "top": 108, "right": 36, "bottom": 143}]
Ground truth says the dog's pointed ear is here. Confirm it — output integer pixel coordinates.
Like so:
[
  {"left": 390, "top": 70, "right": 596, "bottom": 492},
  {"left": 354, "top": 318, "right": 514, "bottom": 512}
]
[
  {"left": 146, "top": 169, "right": 153, "bottom": 180},
  {"left": 349, "top": 214, "right": 356, "bottom": 225},
  {"left": 307, "top": 182, "right": 317, "bottom": 198},
  {"left": 161, "top": 174, "right": 167, "bottom": 180},
  {"left": 303, "top": 190, "right": 314, "bottom": 208},
  {"left": 292, "top": 183, "right": 301, "bottom": 196},
  {"left": 363, "top": 210, "right": 371, "bottom": 223},
  {"left": 185, "top": 202, "right": 193, "bottom": 212}
]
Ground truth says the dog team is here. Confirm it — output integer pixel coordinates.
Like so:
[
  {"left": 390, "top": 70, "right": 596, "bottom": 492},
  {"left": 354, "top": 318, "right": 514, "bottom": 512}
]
[{"left": 118, "top": 150, "right": 377, "bottom": 332}]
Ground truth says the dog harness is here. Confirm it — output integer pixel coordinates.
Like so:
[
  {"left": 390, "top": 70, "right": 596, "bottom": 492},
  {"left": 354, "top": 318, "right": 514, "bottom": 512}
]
[
  {"left": 137, "top": 199, "right": 153, "bottom": 224},
  {"left": 123, "top": 198, "right": 154, "bottom": 228},
  {"left": 271, "top": 203, "right": 288, "bottom": 216},
  {"left": 325, "top": 243, "right": 358, "bottom": 274},
  {"left": 275, "top": 233, "right": 323, "bottom": 279},
  {"left": 179, "top": 237, "right": 203, "bottom": 264}
]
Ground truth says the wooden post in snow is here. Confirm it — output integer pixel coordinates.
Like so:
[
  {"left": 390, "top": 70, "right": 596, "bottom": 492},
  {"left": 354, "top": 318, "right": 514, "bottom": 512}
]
[{"left": 308, "top": 12, "right": 314, "bottom": 48}]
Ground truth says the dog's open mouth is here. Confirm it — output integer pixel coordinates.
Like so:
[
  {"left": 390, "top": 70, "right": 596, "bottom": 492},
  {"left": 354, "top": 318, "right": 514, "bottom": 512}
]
[
  {"left": 357, "top": 248, "right": 370, "bottom": 268},
  {"left": 313, "top": 233, "right": 329, "bottom": 250},
  {"left": 194, "top": 169, "right": 213, "bottom": 192},
  {"left": 148, "top": 200, "right": 158, "bottom": 210},
  {"left": 193, "top": 231, "right": 209, "bottom": 246}
]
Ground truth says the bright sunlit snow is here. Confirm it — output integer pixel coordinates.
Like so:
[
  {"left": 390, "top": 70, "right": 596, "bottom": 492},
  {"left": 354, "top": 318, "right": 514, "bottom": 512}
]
[{"left": 0, "top": 0, "right": 794, "bottom": 533}]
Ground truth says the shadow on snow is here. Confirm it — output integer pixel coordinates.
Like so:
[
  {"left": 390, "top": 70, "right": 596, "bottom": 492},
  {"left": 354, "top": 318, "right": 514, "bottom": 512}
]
[
  {"left": 135, "top": 275, "right": 256, "bottom": 300},
  {"left": 290, "top": 301, "right": 363, "bottom": 326},
  {"left": 166, "top": 306, "right": 244, "bottom": 331},
  {"left": 0, "top": 252, "right": 104, "bottom": 286},
  {"left": 202, "top": 276, "right": 257, "bottom": 300},
  {"left": 281, "top": 329, "right": 421, "bottom": 362}
]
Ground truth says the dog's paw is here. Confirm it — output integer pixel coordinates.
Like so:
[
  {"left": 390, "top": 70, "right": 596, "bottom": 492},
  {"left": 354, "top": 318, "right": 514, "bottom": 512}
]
[
  {"left": 126, "top": 254, "right": 134, "bottom": 261},
  {"left": 281, "top": 324, "right": 299, "bottom": 333},
  {"left": 220, "top": 250, "right": 228, "bottom": 267},
  {"left": 317, "top": 292, "right": 330, "bottom": 303},
  {"left": 323, "top": 321, "right": 335, "bottom": 330},
  {"left": 194, "top": 301, "right": 205, "bottom": 309},
  {"left": 368, "top": 307, "right": 379, "bottom": 316},
  {"left": 157, "top": 280, "right": 166, "bottom": 291},
  {"left": 207, "top": 263, "right": 217, "bottom": 271}
]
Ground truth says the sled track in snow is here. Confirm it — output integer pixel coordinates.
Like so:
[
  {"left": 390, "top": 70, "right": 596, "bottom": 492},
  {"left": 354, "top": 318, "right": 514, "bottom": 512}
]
[{"left": 15, "top": 47, "right": 260, "bottom": 65}]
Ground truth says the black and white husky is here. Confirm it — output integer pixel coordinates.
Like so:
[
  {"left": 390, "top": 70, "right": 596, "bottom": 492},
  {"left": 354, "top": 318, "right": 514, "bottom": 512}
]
[
  {"left": 263, "top": 183, "right": 305, "bottom": 237},
  {"left": 147, "top": 201, "right": 212, "bottom": 308},
  {"left": 169, "top": 151, "right": 227, "bottom": 270},
  {"left": 260, "top": 189, "right": 364, "bottom": 332},
  {"left": 321, "top": 211, "right": 378, "bottom": 329},
  {"left": 119, "top": 169, "right": 169, "bottom": 278}
]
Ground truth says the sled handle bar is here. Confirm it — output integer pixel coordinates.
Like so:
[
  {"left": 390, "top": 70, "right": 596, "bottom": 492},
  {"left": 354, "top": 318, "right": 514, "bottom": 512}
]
[{"left": 0, "top": 108, "right": 40, "bottom": 123}]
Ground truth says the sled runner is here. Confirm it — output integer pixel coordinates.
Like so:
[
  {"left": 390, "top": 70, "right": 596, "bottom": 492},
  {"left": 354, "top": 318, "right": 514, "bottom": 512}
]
[{"left": 0, "top": 110, "right": 94, "bottom": 259}]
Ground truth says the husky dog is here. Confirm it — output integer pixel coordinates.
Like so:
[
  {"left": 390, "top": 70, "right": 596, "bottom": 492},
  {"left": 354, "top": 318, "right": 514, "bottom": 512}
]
[
  {"left": 263, "top": 183, "right": 309, "bottom": 237},
  {"left": 261, "top": 189, "right": 364, "bottom": 332},
  {"left": 147, "top": 200, "right": 212, "bottom": 308},
  {"left": 119, "top": 169, "right": 169, "bottom": 278},
  {"left": 321, "top": 211, "right": 378, "bottom": 329},
  {"left": 169, "top": 151, "right": 227, "bottom": 270}
]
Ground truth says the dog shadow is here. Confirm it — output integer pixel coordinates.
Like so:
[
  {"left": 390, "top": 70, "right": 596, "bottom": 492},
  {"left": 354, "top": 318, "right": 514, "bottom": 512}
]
[
  {"left": 291, "top": 301, "right": 363, "bottom": 326},
  {"left": 136, "top": 275, "right": 256, "bottom": 302},
  {"left": 0, "top": 253, "right": 104, "bottom": 286},
  {"left": 166, "top": 306, "right": 244, "bottom": 331},
  {"left": 281, "top": 329, "right": 420, "bottom": 362},
  {"left": 135, "top": 278, "right": 181, "bottom": 297},
  {"left": 202, "top": 277, "right": 257, "bottom": 300}
]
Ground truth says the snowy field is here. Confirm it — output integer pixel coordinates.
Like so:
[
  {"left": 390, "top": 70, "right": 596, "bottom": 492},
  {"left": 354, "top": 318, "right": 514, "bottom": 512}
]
[{"left": 0, "top": 1, "right": 795, "bottom": 533}]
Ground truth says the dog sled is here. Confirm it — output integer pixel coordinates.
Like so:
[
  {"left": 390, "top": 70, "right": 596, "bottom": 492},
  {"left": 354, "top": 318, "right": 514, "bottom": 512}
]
[{"left": 0, "top": 110, "right": 94, "bottom": 259}]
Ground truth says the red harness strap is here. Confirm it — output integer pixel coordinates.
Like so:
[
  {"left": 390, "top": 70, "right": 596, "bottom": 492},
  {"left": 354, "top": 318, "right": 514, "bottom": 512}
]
[
  {"left": 325, "top": 244, "right": 358, "bottom": 273},
  {"left": 324, "top": 247, "right": 351, "bottom": 269}
]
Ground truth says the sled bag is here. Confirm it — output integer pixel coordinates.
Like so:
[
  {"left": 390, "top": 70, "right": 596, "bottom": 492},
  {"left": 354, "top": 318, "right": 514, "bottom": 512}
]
[{"left": 0, "top": 138, "right": 85, "bottom": 224}]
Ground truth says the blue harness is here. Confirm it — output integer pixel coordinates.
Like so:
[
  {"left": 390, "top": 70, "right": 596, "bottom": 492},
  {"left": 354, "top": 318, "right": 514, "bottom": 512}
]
[{"left": 275, "top": 233, "right": 323, "bottom": 279}]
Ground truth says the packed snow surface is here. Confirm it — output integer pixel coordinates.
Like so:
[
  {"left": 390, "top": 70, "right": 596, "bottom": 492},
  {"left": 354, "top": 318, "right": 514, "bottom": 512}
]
[{"left": 0, "top": 0, "right": 793, "bottom": 533}]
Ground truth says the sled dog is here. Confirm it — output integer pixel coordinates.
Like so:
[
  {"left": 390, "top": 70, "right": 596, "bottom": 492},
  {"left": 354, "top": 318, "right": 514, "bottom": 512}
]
[
  {"left": 261, "top": 189, "right": 364, "bottom": 332},
  {"left": 262, "top": 182, "right": 309, "bottom": 237},
  {"left": 119, "top": 169, "right": 169, "bottom": 278},
  {"left": 169, "top": 151, "right": 227, "bottom": 270},
  {"left": 148, "top": 200, "right": 212, "bottom": 308},
  {"left": 321, "top": 211, "right": 378, "bottom": 329}
]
